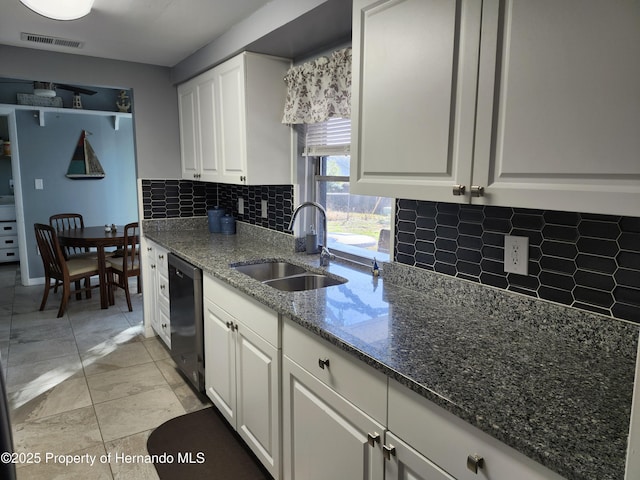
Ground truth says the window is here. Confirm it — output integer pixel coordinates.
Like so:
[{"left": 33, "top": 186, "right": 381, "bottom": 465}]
[{"left": 303, "top": 119, "right": 392, "bottom": 263}]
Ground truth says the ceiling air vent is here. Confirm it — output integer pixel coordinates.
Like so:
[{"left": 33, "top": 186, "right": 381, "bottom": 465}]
[{"left": 21, "top": 32, "right": 84, "bottom": 49}]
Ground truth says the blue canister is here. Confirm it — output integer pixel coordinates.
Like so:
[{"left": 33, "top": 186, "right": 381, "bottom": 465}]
[
  {"left": 207, "top": 207, "right": 225, "bottom": 233},
  {"left": 220, "top": 214, "right": 236, "bottom": 235}
]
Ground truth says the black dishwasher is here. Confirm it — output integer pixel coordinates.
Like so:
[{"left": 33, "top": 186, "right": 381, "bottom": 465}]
[{"left": 168, "top": 253, "right": 204, "bottom": 393}]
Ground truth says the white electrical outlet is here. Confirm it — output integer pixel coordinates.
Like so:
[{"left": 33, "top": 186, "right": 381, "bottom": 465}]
[
  {"left": 261, "top": 199, "right": 268, "bottom": 219},
  {"left": 504, "top": 235, "right": 529, "bottom": 275},
  {"left": 238, "top": 197, "right": 244, "bottom": 215}
]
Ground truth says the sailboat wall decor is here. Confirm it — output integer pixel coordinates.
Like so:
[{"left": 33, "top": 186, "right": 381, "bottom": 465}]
[{"left": 66, "top": 130, "right": 105, "bottom": 179}]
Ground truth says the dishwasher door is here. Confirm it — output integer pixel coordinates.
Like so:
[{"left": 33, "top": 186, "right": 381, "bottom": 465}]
[{"left": 168, "top": 253, "right": 204, "bottom": 392}]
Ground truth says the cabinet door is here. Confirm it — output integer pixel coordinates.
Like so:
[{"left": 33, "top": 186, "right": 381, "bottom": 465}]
[
  {"left": 472, "top": 0, "right": 640, "bottom": 215},
  {"left": 203, "top": 298, "right": 236, "bottom": 425},
  {"left": 384, "top": 432, "right": 454, "bottom": 480},
  {"left": 143, "top": 242, "right": 159, "bottom": 336},
  {"left": 283, "top": 357, "right": 384, "bottom": 480},
  {"left": 351, "top": 0, "right": 481, "bottom": 202},
  {"left": 196, "top": 73, "right": 220, "bottom": 182},
  {"left": 235, "top": 321, "right": 280, "bottom": 479},
  {"left": 215, "top": 54, "right": 248, "bottom": 185},
  {"left": 178, "top": 80, "right": 200, "bottom": 180}
]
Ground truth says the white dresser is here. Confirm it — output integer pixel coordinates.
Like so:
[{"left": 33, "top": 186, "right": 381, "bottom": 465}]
[{"left": 0, "top": 201, "right": 18, "bottom": 263}]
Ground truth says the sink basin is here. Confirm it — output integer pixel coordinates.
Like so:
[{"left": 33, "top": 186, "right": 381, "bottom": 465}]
[
  {"left": 263, "top": 274, "right": 346, "bottom": 292},
  {"left": 232, "top": 260, "right": 347, "bottom": 291},
  {"left": 233, "top": 261, "right": 307, "bottom": 282}
]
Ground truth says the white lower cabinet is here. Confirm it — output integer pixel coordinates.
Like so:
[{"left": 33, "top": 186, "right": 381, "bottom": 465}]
[
  {"left": 142, "top": 239, "right": 170, "bottom": 347},
  {"left": 283, "top": 317, "right": 387, "bottom": 480},
  {"left": 203, "top": 273, "right": 281, "bottom": 479},
  {"left": 384, "top": 431, "right": 454, "bottom": 480},
  {"left": 283, "top": 357, "right": 385, "bottom": 480}
]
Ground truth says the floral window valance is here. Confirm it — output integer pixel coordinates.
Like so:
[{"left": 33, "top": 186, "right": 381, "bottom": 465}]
[{"left": 282, "top": 47, "right": 352, "bottom": 124}]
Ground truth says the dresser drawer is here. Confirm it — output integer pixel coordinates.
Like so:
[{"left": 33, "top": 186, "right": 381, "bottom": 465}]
[
  {"left": 0, "top": 235, "right": 17, "bottom": 248},
  {"left": 0, "top": 248, "right": 18, "bottom": 262},
  {"left": 283, "top": 317, "right": 387, "bottom": 424},
  {"left": 0, "top": 222, "right": 17, "bottom": 236},
  {"left": 388, "top": 379, "right": 564, "bottom": 480}
]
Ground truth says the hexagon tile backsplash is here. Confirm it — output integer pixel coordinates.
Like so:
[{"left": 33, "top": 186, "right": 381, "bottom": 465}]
[{"left": 395, "top": 199, "right": 640, "bottom": 324}]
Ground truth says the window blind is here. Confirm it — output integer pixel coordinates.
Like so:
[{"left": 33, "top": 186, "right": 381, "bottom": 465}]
[{"left": 303, "top": 118, "right": 351, "bottom": 156}]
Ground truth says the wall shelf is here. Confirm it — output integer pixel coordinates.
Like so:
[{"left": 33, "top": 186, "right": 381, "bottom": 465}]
[{"left": 0, "top": 103, "right": 132, "bottom": 130}]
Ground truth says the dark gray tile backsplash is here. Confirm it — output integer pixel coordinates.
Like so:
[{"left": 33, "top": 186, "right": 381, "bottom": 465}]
[
  {"left": 141, "top": 180, "right": 639, "bottom": 324},
  {"left": 141, "top": 179, "right": 294, "bottom": 232},
  {"left": 395, "top": 199, "right": 640, "bottom": 324}
]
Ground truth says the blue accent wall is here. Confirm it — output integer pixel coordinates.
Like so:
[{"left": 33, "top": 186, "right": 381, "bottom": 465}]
[{"left": 17, "top": 110, "right": 137, "bottom": 278}]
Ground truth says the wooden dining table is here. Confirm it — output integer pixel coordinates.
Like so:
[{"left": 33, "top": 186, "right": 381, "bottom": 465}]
[{"left": 57, "top": 226, "right": 125, "bottom": 309}]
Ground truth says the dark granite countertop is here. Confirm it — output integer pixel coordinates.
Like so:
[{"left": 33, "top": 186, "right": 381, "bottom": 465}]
[{"left": 144, "top": 220, "right": 639, "bottom": 480}]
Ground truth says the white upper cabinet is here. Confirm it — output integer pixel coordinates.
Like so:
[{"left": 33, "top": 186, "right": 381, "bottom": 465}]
[
  {"left": 351, "top": 0, "right": 481, "bottom": 204},
  {"left": 178, "top": 69, "right": 219, "bottom": 182},
  {"left": 351, "top": 0, "right": 640, "bottom": 216},
  {"left": 178, "top": 52, "right": 292, "bottom": 185}
]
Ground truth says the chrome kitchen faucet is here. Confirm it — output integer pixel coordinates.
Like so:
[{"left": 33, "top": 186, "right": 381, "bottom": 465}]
[{"left": 288, "top": 201, "right": 334, "bottom": 266}]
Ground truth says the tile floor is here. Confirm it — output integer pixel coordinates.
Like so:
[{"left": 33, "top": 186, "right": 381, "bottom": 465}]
[{"left": 0, "top": 263, "right": 211, "bottom": 479}]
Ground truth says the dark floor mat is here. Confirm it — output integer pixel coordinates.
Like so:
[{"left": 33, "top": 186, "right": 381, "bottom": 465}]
[{"left": 147, "top": 407, "right": 271, "bottom": 480}]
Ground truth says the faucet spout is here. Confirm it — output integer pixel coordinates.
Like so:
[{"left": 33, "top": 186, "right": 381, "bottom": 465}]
[{"left": 289, "top": 202, "right": 333, "bottom": 266}]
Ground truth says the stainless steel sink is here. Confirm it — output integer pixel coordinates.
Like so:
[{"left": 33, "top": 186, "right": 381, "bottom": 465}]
[
  {"left": 233, "top": 261, "right": 306, "bottom": 282},
  {"left": 232, "top": 260, "right": 347, "bottom": 291},
  {"left": 263, "top": 274, "right": 346, "bottom": 292}
]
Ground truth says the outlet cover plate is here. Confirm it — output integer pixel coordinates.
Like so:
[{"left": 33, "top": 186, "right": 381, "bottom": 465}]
[{"left": 504, "top": 235, "right": 529, "bottom": 275}]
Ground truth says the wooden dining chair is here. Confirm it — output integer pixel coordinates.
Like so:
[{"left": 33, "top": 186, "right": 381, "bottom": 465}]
[
  {"left": 106, "top": 222, "right": 141, "bottom": 311},
  {"left": 34, "top": 223, "right": 101, "bottom": 318},
  {"left": 49, "top": 213, "right": 91, "bottom": 258}
]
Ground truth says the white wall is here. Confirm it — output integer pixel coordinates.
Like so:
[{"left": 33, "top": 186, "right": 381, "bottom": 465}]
[{"left": 0, "top": 44, "right": 181, "bottom": 180}]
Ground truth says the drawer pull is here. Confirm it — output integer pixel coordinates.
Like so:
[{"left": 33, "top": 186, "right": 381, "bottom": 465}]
[
  {"left": 160, "top": 284, "right": 166, "bottom": 290},
  {"left": 318, "top": 358, "right": 330, "bottom": 370},
  {"left": 467, "top": 454, "right": 484, "bottom": 474},
  {"left": 470, "top": 185, "right": 485, "bottom": 197},
  {"left": 158, "top": 254, "right": 164, "bottom": 259},
  {"left": 382, "top": 445, "right": 396, "bottom": 460},
  {"left": 452, "top": 184, "right": 466, "bottom": 196},
  {"left": 367, "top": 432, "right": 380, "bottom": 446}
]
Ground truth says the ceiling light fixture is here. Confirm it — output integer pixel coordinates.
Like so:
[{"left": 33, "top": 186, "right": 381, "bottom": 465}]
[{"left": 20, "top": 0, "right": 94, "bottom": 21}]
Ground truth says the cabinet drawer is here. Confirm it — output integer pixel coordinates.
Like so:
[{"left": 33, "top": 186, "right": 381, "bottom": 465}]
[
  {"left": 203, "top": 273, "right": 279, "bottom": 347},
  {"left": 157, "top": 271, "right": 169, "bottom": 304},
  {"left": 158, "top": 300, "right": 171, "bottom": 348},
  {"left": 156, "top": 247, "right": 168, "bottom": 271},
  {"left": 0, "top": 235, "right": 17, "bottom": 248},
  {"left": 283, "top": 318, "right": 387, "bottom": 424},
  {"left": 0, "top": 248, "right": 18, "bottom": 262},
  {"left": 388, "top": 380, "right": 564, "bottom": 480},
  {"left": 0, "top": 222, "right": 17, "bottom": 236}
]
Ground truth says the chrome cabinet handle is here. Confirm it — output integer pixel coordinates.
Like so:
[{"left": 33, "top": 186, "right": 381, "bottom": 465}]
[
  {"left": 367, "top": 432, "right": 380, "bottom": 447},
  {"left": 470, "top": 185, "right": 485, "bottom": 197},
  {"left": 467, "top": 454, "right": 484, "bottom": 473},
  {"left": 452, "top": 185, "right": 466, "bottom": 196},
  {"left": 382, "top": 445, "right": 396, "bottom": 460},
  {"left": 318, "top": 358, "right": 330, "bottom": 370}
]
